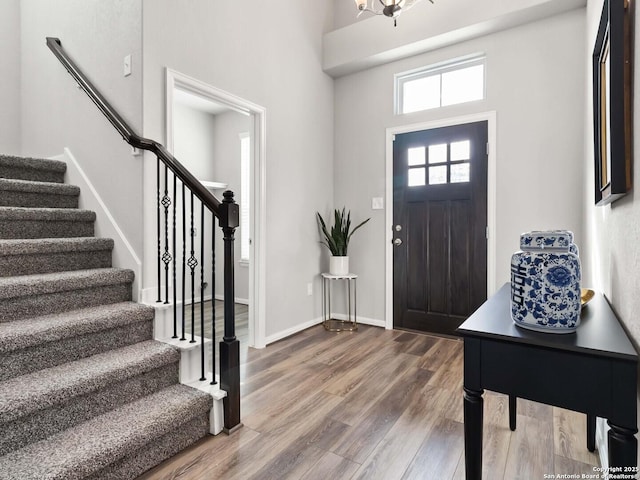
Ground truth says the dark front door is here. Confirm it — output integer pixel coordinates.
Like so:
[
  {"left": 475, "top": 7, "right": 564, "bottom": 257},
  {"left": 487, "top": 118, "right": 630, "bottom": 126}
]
[{"left": 393, "top": 121, "right": 488, "bottom": 335}]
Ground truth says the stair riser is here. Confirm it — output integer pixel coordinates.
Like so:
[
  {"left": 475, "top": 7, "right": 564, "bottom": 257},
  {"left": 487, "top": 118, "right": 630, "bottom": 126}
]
[
  {"left": 0, "top": 320, "right": 153, "bottom": 382},
  {"left": 0, "top": 362, "right": 179, "bottom": 457},
  {"left": 85, "top": 414, "right": 209, "bottom": 480},
  {"left": 0, "top": 284, "right": 132, "bottom": 322},
  {"left": 0, "top": 191, "right": 78, "bottom": 209},
  {"left": 0, "top": 220, "right": 94, "bottom": 239},
  {"left": 0, "top": 166, "right": 64, "bottom": 184},
  {"left": 0, "top": 250, "right": 112, "bottom": 277}
]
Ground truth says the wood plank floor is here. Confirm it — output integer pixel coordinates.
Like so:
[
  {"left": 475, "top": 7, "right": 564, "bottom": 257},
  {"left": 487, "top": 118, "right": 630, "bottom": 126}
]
[
  {"left": 185, "top": 300, "right": 249, "bottom": 346},
  {"left": 184, "top": 300, "right": 248, "bottom": 376},
  {"left": 139, "top": 325, "right": 600, "bottom": 480}
]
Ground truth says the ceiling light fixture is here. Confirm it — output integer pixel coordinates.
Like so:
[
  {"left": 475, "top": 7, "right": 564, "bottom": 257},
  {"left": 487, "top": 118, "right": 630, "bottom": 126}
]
[{"left": 354, "top": 0, "right": 434, "bottom": 27}]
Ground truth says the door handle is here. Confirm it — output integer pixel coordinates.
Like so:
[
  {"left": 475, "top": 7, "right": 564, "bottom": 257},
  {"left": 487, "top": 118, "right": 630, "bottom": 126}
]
[{"left": 393, "top": 238, "right": 402, "bottom": 246}]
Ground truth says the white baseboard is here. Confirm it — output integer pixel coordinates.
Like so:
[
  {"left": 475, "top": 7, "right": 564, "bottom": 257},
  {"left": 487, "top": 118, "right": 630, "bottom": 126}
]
[
  {"left": 263, "top": 314, "right": 385, "bottom": 346},
  {"left": 330, "top": 313, "right": 385, "bottom": 328},
  {"left": 265, "top": 316, "right": 323, "bottom": 345},
  {"left": 56, "top": 148, "right": 142, "bottom": 300},
  {"left": 140, "top": 287, "right": 158, "bottom": 305}
]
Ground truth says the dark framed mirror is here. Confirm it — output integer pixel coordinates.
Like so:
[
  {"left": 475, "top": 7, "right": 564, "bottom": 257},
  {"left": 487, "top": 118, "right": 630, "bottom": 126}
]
[{"left": 592, "top": 0, "right": 632, "bottom": 206}]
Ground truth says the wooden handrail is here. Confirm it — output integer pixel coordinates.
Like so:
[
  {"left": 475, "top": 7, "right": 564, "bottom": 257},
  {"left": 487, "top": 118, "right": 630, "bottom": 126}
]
[{"left": 46, "top": 37, "right": 221, "bottom": 217}]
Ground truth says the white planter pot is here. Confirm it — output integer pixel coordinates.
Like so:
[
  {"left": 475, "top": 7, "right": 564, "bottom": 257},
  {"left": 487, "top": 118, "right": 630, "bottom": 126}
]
[{"left": 329, "top": 256, "right": 349, "bottom": 276}]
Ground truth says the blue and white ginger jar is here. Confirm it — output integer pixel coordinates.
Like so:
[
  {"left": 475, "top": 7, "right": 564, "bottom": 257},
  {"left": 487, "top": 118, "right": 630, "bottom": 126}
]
[{"left": 510, "top": 230, "right": 581, "bottom": 333}]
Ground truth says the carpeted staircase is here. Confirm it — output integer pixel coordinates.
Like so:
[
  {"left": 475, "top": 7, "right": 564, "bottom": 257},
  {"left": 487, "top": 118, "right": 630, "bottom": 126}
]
[{"left": 0, "top": 154, "right": 212, "bottom": 480}]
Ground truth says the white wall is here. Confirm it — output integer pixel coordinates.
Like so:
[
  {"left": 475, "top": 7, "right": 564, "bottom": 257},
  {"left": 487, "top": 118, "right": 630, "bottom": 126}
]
[
  {"left": 173, "top": 104, "right": 217, "bottom": 180},
  {"left": 580, "top": 0, "right": 640, "bottom": 460},
  {"left": 142, "top": 0, "right": 335, "bottom": 340},
  {"left": 172, "top": 103, "right": 217, "bottom": 304},
  {"left": 331, "top": 0, "right": 573, "bottom": 31},
  {"left": 19, "top": 0, "right": 144, "bottom": 259},
  {"left": 0, "top": 0, "right": 22, "bottom": 155},
  {"left": 210, "top": 110, "right": 251, "bottom": 303},
  {"left": 326, "top": 0, "right": 586, "bottom": 76},
  {"left": 172, "top": 104, "right": 251, "bottom": 303},
  {"left": 583, "top": 0, "right": 640, "bottom": 458},
  {"left": 334, "top": 9, "right": 586, "bottom": 323},
  {"left": 583, "top": 0, "right": 640, "bottom": 344}
]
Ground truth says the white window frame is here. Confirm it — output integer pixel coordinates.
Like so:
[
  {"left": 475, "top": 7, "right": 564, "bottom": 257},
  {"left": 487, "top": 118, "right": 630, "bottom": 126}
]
[
  {"left": 239, "top": 132, "right": 251, "bottom": 265},
  {"left": 394, "top": 54, "right": 486, "bottom": 115}
]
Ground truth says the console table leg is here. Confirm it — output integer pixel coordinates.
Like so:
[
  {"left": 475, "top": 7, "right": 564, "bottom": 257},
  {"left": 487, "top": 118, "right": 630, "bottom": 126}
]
[
  {"left": 608, "top": 421, "right": 638, "bottom": 473},
  {"left": 464, "top": 387, "right": 484, "bottom": 480},
  {"left": 587, "top": 414, "right": 596, "bottom": 452},
  {"left": 509, "top": 395, "right": 516, "bottom": 431}
]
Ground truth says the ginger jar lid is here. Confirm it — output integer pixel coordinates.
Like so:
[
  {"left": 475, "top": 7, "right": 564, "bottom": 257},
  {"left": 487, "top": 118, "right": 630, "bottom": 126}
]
[{"left": 520, "top": 230, "right": 574, "bottom": 251}]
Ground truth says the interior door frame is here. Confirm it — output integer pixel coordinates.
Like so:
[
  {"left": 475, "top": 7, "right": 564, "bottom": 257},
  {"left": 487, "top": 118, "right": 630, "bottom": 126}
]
[
  {"left": 165, "top": 68, "right": 267, "bottom": 349},
  {"left": 385, "top": 112, "right": 497, "bottom": 330}
]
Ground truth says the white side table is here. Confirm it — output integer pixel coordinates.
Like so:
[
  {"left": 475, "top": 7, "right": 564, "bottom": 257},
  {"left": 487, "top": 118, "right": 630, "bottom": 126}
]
[{"left": 321, "top": 273, "right": 358, "bottom": 332}]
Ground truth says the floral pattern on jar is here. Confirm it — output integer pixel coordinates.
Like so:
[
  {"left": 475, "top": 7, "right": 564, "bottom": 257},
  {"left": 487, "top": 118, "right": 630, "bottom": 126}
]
[{"left": 510, "top": 231, "right": 581, "bottom": 333}]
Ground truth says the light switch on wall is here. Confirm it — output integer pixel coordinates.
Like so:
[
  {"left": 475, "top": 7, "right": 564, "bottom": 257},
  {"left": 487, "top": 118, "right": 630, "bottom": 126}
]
[
  {"left": 124, "top": 55, "right": 132, "bottom": 77},
  {"left": 372, "top": 197, "right": 384, "bottom": 210}
]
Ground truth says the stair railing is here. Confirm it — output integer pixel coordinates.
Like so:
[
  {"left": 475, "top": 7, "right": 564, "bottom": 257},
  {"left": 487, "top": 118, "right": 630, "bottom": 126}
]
[{"left": 46, "top": 37, "right": 241, "bottom": 433}]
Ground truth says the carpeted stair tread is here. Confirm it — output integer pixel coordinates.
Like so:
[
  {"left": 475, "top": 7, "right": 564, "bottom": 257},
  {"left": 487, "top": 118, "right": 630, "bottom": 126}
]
[
  {"left": 0, "top": 237, "right": 113, "bottom": 256},
  {"left": 0, "top": 384, "right": 212, "bottom": 480},
  {"left": 0, "top": 206, "right": 95, "bottom": 221},
  {"left": 0, "top": 178, "right": 80, "bottom": 209},
  {"left": 0, "top": 155, "right": 66, "bottom": 183},
  {"left": 84, "top": 414, "right": 209, "bottom": 480},
  {"left": 0, "top": 178, "right": 79, "bottom": 195},
  {"left": 0, "top": 238, "right": 113, "bottom": 276},
  {"left": 0, "top": 340, "right": 179, "bottom": 424},
  {"left": 0, "top": 268, "right": 133, "bottom": 300},
  {"left": 0, "top": 206, "right": 95, "bottom": 239},
  {"left": 0, "top": 302, "right": 154, "bottom": 353}
]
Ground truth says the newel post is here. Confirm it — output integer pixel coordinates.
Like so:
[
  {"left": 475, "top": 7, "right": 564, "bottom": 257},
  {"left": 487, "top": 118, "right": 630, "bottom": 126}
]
[{"left": 219, "top": 190, "right": 242, "bottom": 433}]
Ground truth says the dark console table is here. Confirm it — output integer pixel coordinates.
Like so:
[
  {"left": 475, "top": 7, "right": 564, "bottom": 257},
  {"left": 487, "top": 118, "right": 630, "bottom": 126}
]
[{"left": 457, "top": 283, "right": 638, "bottom": 480}]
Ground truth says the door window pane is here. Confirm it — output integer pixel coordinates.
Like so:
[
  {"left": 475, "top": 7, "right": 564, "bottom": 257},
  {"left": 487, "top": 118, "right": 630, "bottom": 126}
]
[
  {"left": 428, "top": 166, "right": 447, "bottom": 185},
  {"left": 428, "top": 144, "right": 447, "bottom": 164},
  {"left": 408, "top": 167, "right": 426, "bottom": 186},
  {"left": 450, "top": 140, "right": 470, "bottom": 161},
  {"left": 450, "top": 163, "right": 470, "bottom": 183},
  {"left": 408, "top": 146, "right": 426, "bottom": 166}
]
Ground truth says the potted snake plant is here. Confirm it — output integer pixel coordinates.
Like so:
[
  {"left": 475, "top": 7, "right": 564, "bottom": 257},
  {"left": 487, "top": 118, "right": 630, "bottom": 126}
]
[{"left": 316, "top": 207, "right": 370, "bottom": 275}]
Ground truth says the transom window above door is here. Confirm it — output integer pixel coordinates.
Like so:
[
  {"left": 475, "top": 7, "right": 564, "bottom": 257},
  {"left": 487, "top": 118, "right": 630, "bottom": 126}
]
[
  {"left": 395, "top": 55, "right": 486, "bottom": 115},
  {"left": 407, "top": 140, "right": 471, "bottom": 187}
]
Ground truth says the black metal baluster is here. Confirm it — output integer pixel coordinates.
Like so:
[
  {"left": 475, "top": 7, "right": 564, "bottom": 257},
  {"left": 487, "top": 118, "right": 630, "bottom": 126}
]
[
  {"left": 181, "top": 184, "right": 186, "bottom": 341},
  {"left": 172, "top": 174, "right": 177, "bottom": 339},
  {"left": 210, "top": 217, "right": 217, "bottom": 385},
  {"left": 200, "top": 205, "right": 206, "bottom": 381},
  {"left": 220, "top": 190, "right": 240, "bottom": 432},
  {"left": 156, "top": 157, "right": 161, "bottom": 303},
  {"left": 161, "top": 165, "right": 172, "bottom": 304},
  {"left": 188, "top": 192, "right": 198, "bottom": 344}
]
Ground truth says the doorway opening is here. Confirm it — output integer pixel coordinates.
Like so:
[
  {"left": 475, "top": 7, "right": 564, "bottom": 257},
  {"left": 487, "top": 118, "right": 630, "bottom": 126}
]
[
  {"left": 166, "top": 69, "right": 267, "bottom": 348},
  {"left": 385, "top": 112, "right": 497, "bottom": 333}
]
